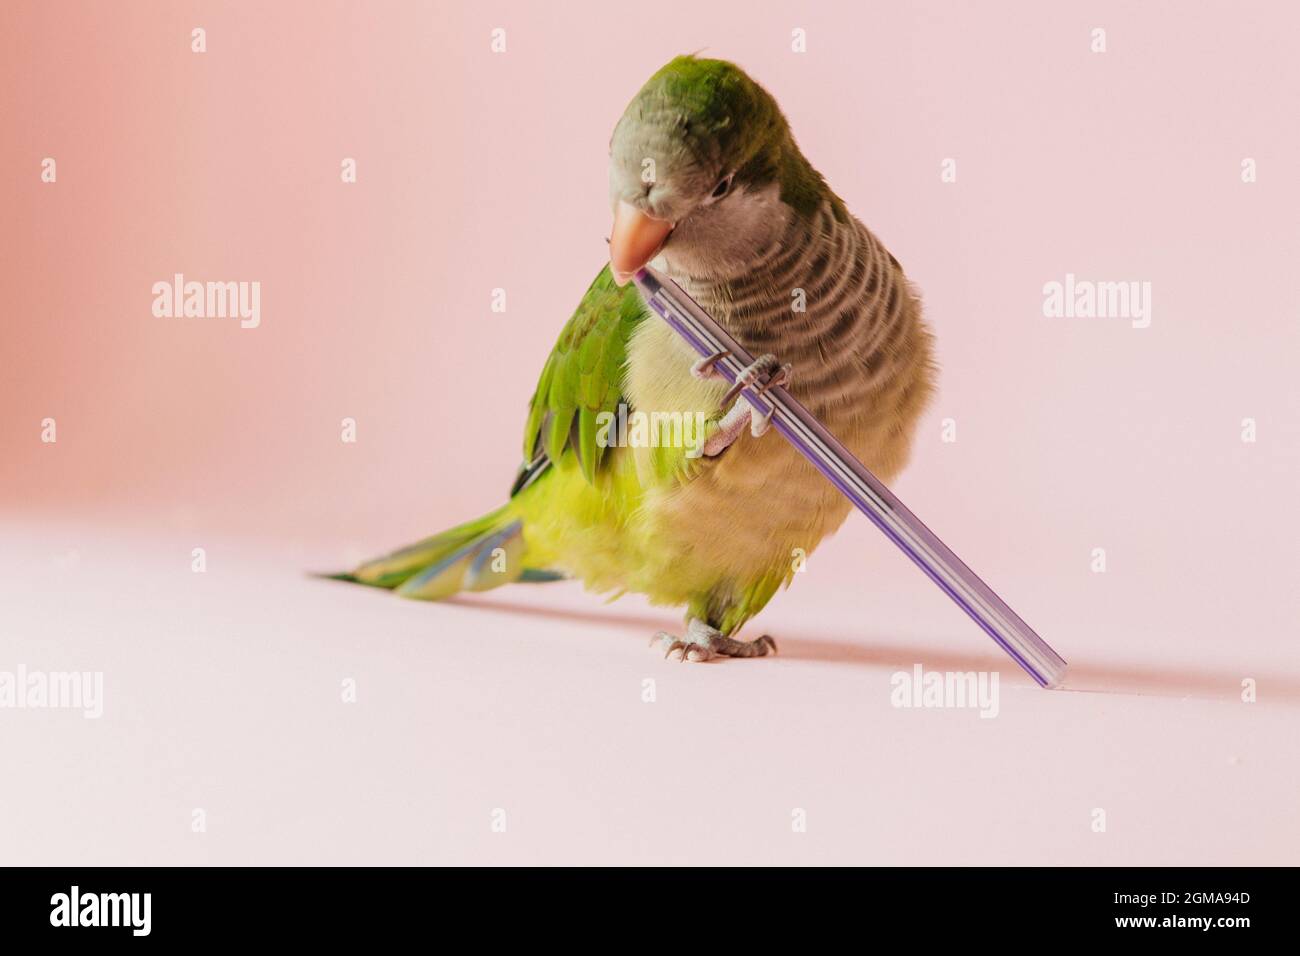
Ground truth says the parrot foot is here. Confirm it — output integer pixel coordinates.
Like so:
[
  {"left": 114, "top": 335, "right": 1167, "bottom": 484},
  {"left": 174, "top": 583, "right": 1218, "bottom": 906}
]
[
  {"left": 701, "top": 354, "right": 793, "bottom": 456},
  {"left": 651, "top": 618, "right": 778, "bottom": 662}
]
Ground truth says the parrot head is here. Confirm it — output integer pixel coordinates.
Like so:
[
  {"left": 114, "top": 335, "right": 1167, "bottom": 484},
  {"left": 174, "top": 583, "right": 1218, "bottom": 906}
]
[{"left": 607, "top": 55, "right": 827, "bottom": 286}]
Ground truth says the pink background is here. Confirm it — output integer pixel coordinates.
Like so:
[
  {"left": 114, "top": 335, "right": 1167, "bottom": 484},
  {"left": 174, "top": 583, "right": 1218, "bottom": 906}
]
[{"left": 3, "top": 1, "right": 1297, "bottom": 864}]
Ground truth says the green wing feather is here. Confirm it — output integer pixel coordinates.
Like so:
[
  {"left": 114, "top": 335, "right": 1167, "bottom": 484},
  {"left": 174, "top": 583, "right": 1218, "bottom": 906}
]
[{"left": 520, "top": 266, "right": 647, "bottom": 484}]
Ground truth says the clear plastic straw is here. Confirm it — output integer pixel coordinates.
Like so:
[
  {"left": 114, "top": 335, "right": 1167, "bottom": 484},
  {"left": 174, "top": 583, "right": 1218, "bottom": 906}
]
[{"left": 634, "top": 266, "right": 1068, "bottom": 688}]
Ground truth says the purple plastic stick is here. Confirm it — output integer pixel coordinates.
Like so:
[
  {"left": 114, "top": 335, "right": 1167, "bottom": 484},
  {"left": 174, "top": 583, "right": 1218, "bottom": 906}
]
[{"left": 634, "top": 266, "right": 1068, "bottom": 688}]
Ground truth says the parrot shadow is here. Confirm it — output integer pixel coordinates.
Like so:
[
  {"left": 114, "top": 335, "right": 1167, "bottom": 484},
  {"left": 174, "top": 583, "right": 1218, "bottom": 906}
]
[
  {"left": 445, "top": 594, "right": 1299, "bottom": 705},
  {"left": 776, "top": 633, "right": 1300, "bottom": 705}
]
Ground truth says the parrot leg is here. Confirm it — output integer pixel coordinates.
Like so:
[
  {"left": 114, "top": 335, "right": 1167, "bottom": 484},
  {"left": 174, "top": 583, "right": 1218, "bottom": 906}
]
[
  {"left": 652, "top": 618, "right": 778, "bottom": 662},
  {"left": 702, "top": 398, "right": 760, "bottom": 457},
  {"left": 694, "top": 353, "right": 793, "bottom": 456}
]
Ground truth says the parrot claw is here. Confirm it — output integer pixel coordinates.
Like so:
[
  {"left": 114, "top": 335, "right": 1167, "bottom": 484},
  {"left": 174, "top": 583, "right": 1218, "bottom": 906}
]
[
  {"left": 720, "top": 353, "right": 785, "bottom": 406},
  {"left": 651, "top": 621, "right": 777, "bottom": 662},
  {"left": 654, "top": 632, "right": 714, "bottom": 662},
  {"left": 690, "top": 349, "right": 732, "bottom": 381}
]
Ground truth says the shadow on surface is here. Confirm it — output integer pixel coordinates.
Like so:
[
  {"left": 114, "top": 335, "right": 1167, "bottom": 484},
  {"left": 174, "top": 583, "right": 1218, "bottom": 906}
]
[{"left": 446, "top": 593, "right": 1297, "bottom": 705}]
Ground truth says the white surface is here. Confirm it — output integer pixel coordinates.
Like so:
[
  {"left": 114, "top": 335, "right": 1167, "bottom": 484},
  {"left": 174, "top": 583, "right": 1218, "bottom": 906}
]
[{"left": 2, "top": 517, "right": 1294, "bottom": 866}]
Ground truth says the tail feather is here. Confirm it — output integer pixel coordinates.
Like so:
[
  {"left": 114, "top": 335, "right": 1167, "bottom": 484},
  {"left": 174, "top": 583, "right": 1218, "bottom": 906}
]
[
  {"left": 340, "top": 506, "right": 511, "bottom": 589},
  {"left": 322, "top": 505, "right": 564, "bottom": 600},
  {"left": 395, "top": 520, "right": 525, "bottom": 600}
]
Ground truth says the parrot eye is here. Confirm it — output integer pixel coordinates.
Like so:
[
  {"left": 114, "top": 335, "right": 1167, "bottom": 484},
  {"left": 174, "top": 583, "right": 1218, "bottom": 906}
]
[{"left": 709, "top": 174, "right": 733, "bottom": 200}]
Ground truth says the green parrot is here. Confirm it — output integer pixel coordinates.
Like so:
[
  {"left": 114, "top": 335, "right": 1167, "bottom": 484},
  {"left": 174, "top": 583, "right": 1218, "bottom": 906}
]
[{"left": 332, "top": 55, "right": 936, "bottom": 662}]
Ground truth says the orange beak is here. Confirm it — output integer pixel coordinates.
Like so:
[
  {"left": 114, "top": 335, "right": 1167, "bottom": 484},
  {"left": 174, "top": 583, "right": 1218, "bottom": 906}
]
[{"left": 609, "top": 200, "right": 674, "bottom": 286}]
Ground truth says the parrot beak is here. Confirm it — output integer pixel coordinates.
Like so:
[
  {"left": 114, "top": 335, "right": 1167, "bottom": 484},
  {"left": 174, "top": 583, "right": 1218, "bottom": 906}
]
[{"left": 609, "top": 200, "right": 674, "bottom": 286}]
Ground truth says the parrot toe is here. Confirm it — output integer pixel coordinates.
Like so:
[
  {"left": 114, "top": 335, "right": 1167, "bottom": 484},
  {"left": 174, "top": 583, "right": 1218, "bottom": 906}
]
[
  {"left": 689, "top": 348, "right": 731, "bottom": 381},
  {"left": 653, "top": 631, "right": 714, "bottom": 662},
  {"left": 717, "top": 356, "right": 774, "bottom": 408},
  {"left": 714, "top": 634, "right": 779, "bottom": 658},
  {"left": 650, "top": 620, "right": 777, "bottom": 662}
]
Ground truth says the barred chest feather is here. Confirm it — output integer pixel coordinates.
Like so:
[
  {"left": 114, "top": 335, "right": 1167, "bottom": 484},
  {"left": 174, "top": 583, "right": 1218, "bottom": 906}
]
[{"left": 620, "top": 198, "right": 936, "bottom": 586}]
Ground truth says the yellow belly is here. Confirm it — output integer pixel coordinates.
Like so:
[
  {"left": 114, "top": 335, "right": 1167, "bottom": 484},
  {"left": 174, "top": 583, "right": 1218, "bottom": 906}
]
[{"left": 519, "top": 282, "right": 934, "bottom": 632}]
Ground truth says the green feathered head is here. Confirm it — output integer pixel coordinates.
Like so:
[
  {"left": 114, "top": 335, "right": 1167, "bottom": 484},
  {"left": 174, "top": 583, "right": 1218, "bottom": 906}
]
[{"left": 608, "top": 56, "right": 831, "bottom": 285}]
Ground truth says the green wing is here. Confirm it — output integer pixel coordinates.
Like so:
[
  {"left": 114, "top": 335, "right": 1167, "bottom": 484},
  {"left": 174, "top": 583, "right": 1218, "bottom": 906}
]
[{"left": 520, "top": 266, "right": 648, "bottom": 484}]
